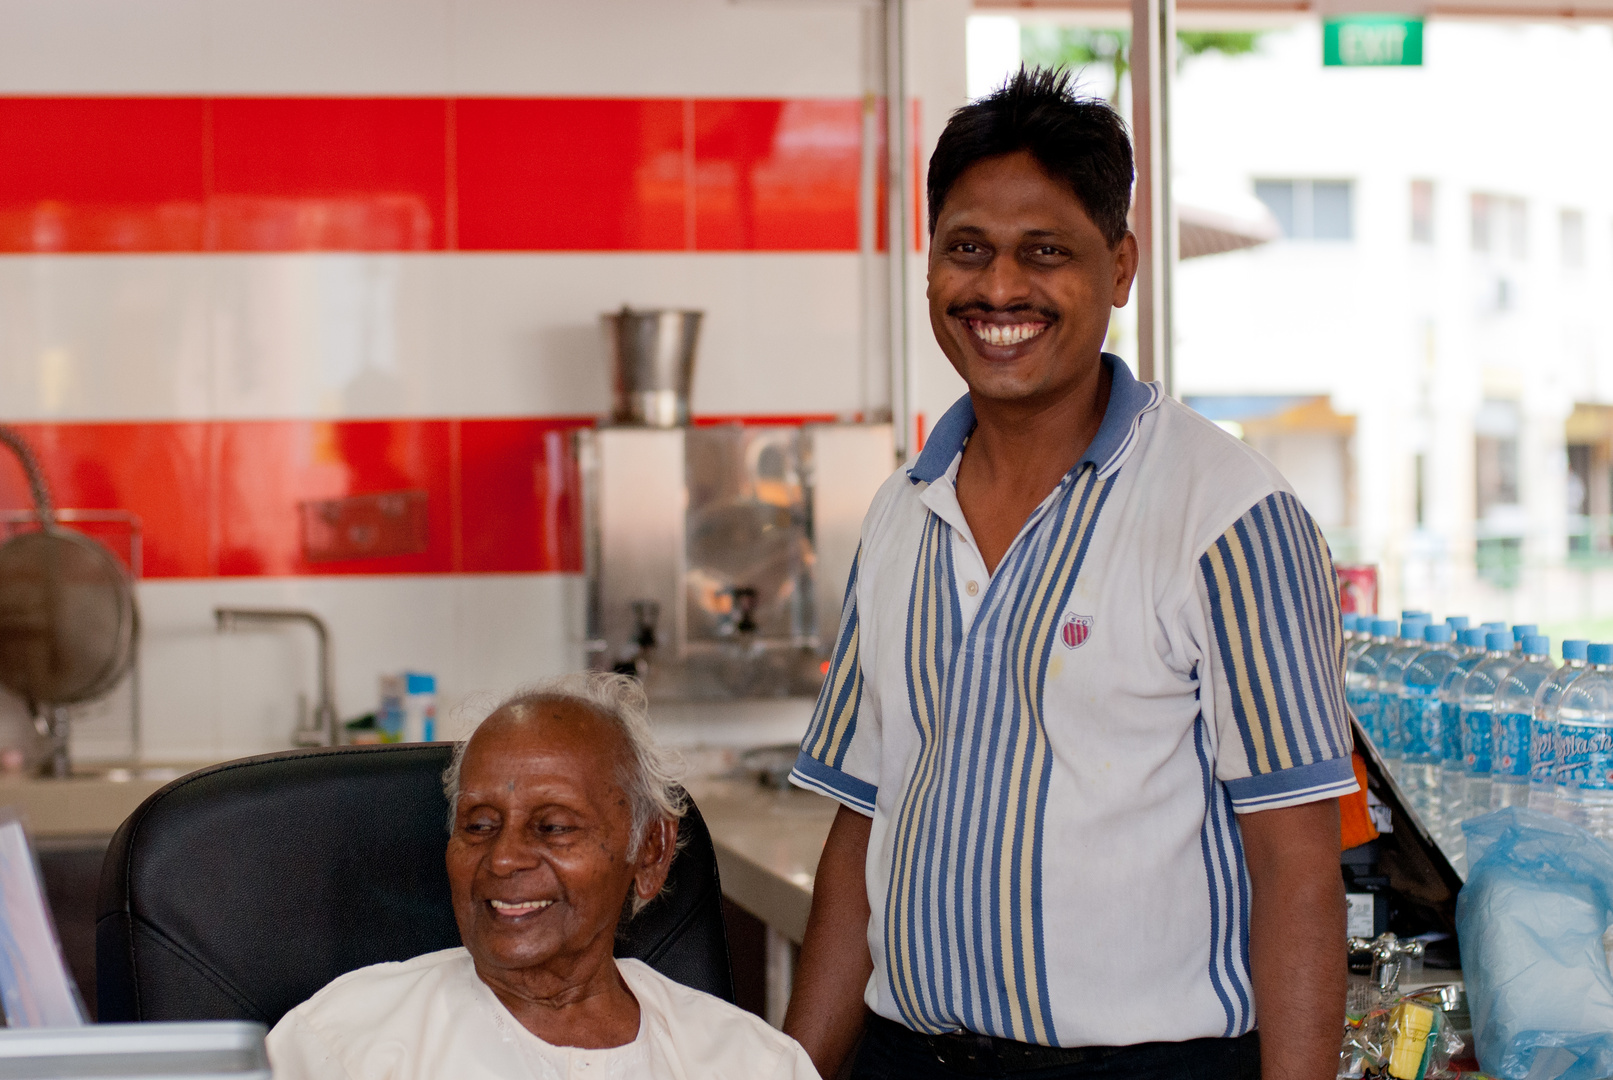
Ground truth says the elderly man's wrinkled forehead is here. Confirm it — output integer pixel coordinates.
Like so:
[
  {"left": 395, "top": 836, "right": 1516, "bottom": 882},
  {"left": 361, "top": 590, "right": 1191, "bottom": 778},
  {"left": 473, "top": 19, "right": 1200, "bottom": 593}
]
[{"left": 463, "top": 696, "right": 633, "bottom": 788}]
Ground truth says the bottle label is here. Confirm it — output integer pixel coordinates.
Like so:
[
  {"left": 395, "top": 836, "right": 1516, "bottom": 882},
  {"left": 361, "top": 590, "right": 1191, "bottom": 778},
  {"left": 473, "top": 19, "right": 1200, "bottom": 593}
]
[
  {"left": 1400, "top": 686, "right": 1440, "bottom": 759},
  {"left": 1440, "top": 701, "right": 1463, "bottom": 763},
  {"left": 1462, "top": 708, "right": 1493, "bottom": 773},
  {"left": 1530, "top": 715, "right": 1555, "bottom": 784},
  {"left": 1493, "top": 711, "right": 1531, "bottom": 777},
  {"left": 1556, "top": 721, "right": 1613, "bottom": 792},
  {"left": 1347, "top": 687, "right": 1378, "bottom": 742}
]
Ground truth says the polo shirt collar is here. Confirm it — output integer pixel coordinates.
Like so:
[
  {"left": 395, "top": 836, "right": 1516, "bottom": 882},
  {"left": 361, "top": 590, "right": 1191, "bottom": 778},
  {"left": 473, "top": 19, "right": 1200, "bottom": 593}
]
[{"left": 907, "top": 354, "right": 1162, "bottom": 485}]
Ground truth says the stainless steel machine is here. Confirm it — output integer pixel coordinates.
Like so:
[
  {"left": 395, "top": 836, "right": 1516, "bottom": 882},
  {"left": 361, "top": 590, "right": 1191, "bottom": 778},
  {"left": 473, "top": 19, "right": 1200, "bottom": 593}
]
[{"left": 584, "top": 308, "right": 892, "bottom": 701}]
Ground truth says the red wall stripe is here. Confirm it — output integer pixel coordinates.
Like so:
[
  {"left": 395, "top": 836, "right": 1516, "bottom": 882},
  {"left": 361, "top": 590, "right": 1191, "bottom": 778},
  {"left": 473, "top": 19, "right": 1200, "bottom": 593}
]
[
  {"left": 0, "top": 96, "right": 874, "bottom": 254},
  {"left": 0, "top": 418, "right": 591, "bottom": 578}
]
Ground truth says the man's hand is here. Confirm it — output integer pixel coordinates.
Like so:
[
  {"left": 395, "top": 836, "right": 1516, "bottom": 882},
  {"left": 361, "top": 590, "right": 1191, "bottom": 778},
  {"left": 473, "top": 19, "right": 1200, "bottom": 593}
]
[
  {"left": 1240, "top": 797, "right": 1347, "bottom": 1080},
  {"left": 783, "top": 805, "right": 874, "bottom": 1079}
]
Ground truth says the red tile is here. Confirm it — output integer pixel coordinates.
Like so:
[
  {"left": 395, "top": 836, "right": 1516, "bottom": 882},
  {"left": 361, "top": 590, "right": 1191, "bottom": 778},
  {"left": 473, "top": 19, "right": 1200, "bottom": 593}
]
[
  {"left": 215, "top": 420, "right": 455, "bottom": 576},
  {"left": 0, "top": 422, "right": 214, "bottom": 577},
  {"left": 458, "top": 418, "right": 588, "bottom": 573},
  {"left": 693, "top": 99, "right": 860, "bottom": 251},
  {"left": 0, "top": 99, "right": 206, "bottom": 252},
  {"left": 210, "top": 98, "right": 448, "bottom": 251},
  {"left": 455, "top": 98, "right": 687, "bottom": 251}
]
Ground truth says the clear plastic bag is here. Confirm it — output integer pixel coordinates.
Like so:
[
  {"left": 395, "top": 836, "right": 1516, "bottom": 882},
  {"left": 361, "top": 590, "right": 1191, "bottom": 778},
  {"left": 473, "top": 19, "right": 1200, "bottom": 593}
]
[
  {"left": 1339, "top": 988, "right": 1463, "bottom": 1080},
  {"left": 1458, "top": 807, "right": 1613, "bottom": 1079}
]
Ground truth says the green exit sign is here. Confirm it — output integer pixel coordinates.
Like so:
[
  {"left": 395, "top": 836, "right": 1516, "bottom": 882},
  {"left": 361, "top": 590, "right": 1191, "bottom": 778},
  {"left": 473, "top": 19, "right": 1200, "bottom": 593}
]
[{"left": 1323, "top": 14, "right": 1424, "bottom": 66}]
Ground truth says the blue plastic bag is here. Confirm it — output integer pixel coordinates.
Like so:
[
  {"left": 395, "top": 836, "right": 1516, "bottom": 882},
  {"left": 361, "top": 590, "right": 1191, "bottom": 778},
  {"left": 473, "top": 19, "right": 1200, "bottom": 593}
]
[{"left": 1458, "top": 807, "right": 1613, "bottom": 1080}]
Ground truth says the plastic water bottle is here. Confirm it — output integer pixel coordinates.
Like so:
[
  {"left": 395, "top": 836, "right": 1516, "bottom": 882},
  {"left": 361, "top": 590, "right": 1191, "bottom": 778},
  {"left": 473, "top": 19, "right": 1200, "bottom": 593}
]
[
  {"left": 1460, "top": 631, "right": 1520, "bottom": 821},
  {"left": 1346, "top": 615, "right": 1381, "bottom": 667},
  {"left": 1399, "top": 623, "right": 1460, "bottom": 823},
  {"left": 1341, "top": 613, "right": 1362, "bottom": 651},
  {"left": 1347, "top": 620, "right": 1399, "bottom": 751},
  {"left": 1530, "top": 639, "right": 1589, "bottom": 814},
  {"left": 1439, "top": 628, "right": 1489, "bottom": 835},
  {"left": 1510, "top": 623, "right": 1538, "bottom": 652},
  {"left": 1554, "top": 643, "right": 1613, "bottom": 842},
  {"left": 1378, "top": 619, "right": 1430, "bottom": 765},
  {"left": 1490, "top": 635, "right": 1555, "bottom": 810}
]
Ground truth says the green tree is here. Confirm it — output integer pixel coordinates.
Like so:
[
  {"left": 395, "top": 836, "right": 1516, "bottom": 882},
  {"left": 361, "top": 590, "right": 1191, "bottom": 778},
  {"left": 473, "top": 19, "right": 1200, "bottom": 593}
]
[{"left": 1019, "top": 26, "right": 1263, "bottom": 104}]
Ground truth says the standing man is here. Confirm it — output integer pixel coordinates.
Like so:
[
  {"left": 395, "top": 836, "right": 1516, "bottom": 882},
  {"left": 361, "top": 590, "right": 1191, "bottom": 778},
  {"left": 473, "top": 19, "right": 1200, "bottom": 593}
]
[{"left": 783, "top": 68, "right": 1352, "bottom": 1080}]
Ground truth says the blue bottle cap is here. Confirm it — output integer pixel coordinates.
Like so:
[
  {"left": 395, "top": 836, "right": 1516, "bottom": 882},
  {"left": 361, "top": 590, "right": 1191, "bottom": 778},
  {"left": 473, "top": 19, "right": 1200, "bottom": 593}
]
[
  {"left": 1511, "top": 624, "right": 1538, "bottom": 641},
  {"left": 1483, "top": 621, "right": 1507, "bottom": 632},
  {"left": 405, "top": 672, "right": 436, "bottom": 694},
  {"left": 1400, "top": 619, "right": 1428, "bottom": 641},
  {"left": 1342, "top": 614, "right": 1359, "bottom": 633},
  {"left": 1563, "top": 639, "right": 1590, "bottom": 662},
  {"left": 1589, "top": 643, "right": 1613, "bottom": 666},
  {"left": 1372, "top": 619, "right": 1398, "bottom": 637},
  {"left": 1521, "top": 635, "right": 1549, "bottom": 656},
  {"left": 1424, "top": 624, "right": 1452, "bottom": 644},
  {"left": 1446, "top": 616, "right": 1471, "bottom": 632},
  {"left": 1460, "top": 628, "right": 1488, "bottom": 649},
  {"left": 1400, "top": 609, "right": 1421, "bottom": 619},
  {"left": 1486, "top": 631, "right": 1512, "bottom": 652}
]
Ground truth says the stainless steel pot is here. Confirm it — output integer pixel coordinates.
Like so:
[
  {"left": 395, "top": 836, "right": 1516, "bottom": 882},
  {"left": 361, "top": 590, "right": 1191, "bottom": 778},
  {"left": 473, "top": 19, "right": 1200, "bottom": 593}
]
[{"left": 603, "top": 307, "right": 702, "bottom": 427}]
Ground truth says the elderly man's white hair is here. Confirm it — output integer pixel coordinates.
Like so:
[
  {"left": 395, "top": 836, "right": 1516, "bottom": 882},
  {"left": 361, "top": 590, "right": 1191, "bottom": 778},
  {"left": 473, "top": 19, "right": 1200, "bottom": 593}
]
[{"left": 442, "top": 672, "right": 688, "bottom": 865}]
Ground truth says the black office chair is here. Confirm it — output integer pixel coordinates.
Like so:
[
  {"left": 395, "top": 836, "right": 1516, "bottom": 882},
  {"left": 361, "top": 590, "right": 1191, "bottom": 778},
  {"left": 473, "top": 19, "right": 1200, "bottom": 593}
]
[{"left": 96, "top": 744, "right": 734, "bottom": 1024}]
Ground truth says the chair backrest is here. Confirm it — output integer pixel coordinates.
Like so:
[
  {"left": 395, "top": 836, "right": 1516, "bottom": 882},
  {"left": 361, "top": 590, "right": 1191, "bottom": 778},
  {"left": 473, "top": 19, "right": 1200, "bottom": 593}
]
[{"left": 96, "top": 744, "right": 734, "bottom": 1024}]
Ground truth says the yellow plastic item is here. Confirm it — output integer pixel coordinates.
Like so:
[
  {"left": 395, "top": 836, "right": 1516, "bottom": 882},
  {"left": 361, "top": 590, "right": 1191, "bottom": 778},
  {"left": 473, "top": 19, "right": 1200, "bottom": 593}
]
[{"left": 1387, "top": 1000, "right": 1437, "bottom": 1080}]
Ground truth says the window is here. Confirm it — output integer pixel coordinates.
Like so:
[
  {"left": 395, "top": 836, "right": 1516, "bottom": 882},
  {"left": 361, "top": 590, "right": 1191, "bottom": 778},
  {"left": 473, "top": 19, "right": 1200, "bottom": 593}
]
[
  {"left": 1410, "top": 180, "right": 1434, "bottom": 244},
  {"left": 1472, "top": 193, "right": 1527, "bottom": 259},
  {"left": 1475, "top": 398, "right": 1521, "bottom": 518},
  {"left": 1561, "top": 209, "right": 1585, "bottom": 269},
  {"left": 1254, "top": 179, "right": 1354, "bottom": 240}
]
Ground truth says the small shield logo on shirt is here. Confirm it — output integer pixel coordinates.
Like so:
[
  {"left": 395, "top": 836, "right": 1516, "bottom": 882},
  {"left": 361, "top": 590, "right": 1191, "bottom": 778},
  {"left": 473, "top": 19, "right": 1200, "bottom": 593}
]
[{"left": 1061, "top": 613, "right": 1092, "bottom": 649}]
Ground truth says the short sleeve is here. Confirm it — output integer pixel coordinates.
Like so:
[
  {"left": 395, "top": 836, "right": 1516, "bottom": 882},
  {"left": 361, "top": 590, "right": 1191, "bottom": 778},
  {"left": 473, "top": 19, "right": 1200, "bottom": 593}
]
[
  {"left": 265, "top": 1009, "right": 351, "bottom": 1080},
  {"left": 789, "top": 546, "right": 880, "bottom": 815},
  {"left": 1198, "top": 491, "right": 1357, "bottom": 813}
]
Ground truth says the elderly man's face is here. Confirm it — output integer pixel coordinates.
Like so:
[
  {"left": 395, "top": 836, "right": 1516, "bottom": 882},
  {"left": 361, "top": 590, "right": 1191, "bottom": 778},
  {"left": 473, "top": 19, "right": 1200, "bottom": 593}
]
[{"left": 446, "top": 702, "right": 671, "bottom": 981}]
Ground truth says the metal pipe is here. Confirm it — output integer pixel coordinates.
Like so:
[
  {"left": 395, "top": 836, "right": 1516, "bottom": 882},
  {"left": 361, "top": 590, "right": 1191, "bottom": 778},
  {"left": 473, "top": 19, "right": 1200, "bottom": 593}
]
[
  {"left": 885, "top": 0, "right": 911, "bottom": 462},
  {"left": 214, "top": 608, "right": 338, "bottom": 747},
  {"left": 1130, "top": 0, "right": 1176, "bottom": 395}
]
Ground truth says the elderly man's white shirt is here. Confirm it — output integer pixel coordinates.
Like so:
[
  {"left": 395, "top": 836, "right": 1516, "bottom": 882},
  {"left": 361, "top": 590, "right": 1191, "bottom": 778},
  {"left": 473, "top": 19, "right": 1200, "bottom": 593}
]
[{"left": 267, "top": 949, "right": 819, "bottom": 1080}]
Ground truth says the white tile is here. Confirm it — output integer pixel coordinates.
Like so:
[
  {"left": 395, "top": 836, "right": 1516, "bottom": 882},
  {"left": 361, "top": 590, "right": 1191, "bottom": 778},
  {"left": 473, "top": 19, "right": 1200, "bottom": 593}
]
[
  {"left": 208, "top": 255, "right": 450, "bottom": 419},
  {"left": 0, "top": 0, "right": 211, "bottom": 93},
  {"left": 451, "top": 0, "right": 864, "bottom": 98},
  {"left": 0, "top": 256, "right": 212, "bottom": 420},
  {"left": 447, "top": 253, "right": 865, "bottom": 419},
  {"left": 130, "top": 574, "right": 587, "bottom": 762},
  {"left": 200, "top": 0, "right": 453, "bottom": 95}
]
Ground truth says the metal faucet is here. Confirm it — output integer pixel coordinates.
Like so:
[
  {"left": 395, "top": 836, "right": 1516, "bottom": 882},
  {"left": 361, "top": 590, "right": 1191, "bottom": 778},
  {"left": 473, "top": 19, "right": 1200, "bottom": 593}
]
[{"left": 214, "top": 608, "right": 338, "bottom": 747}]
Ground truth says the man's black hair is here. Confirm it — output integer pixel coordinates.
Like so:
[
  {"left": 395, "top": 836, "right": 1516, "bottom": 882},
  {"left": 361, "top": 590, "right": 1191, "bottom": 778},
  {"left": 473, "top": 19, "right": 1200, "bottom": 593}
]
[{"left": 926, "top": 66, "right": 1134, "bottom": 247}]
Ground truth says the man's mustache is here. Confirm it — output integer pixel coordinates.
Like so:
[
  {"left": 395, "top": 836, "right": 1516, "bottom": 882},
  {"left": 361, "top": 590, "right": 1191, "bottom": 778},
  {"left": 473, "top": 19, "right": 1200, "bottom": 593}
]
[{"left": 945, "top": 301, "right": 1060, "bottom": 322}]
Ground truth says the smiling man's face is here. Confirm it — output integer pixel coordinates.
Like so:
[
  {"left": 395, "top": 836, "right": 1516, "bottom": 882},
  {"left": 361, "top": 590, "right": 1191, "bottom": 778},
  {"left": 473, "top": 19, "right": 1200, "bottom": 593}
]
[
  {"left": 447, "top": 702, "right": 648, "bottom": 981},
  {"left": 927, "top": 150, "right": 1137, "bottom": 409}
]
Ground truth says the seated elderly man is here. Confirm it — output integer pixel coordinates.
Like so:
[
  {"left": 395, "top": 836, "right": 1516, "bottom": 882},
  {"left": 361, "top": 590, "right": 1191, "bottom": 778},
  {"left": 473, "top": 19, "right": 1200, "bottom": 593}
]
[{"left": 267, "top": 672, "right": 819, "bottom": 1079}]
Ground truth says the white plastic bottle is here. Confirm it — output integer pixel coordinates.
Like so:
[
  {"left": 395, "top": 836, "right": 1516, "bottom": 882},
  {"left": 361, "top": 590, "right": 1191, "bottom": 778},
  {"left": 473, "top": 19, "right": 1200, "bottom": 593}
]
[
  {"left": 1379, "top": 619, "right": 1430, "bottom": 766},
  {"left": 1459, "top": 631, "right": 1520, "bottom": 822},
  {"left": 1347, "top": 619, "right": 1398, "bottom": 751},
  {"left": 1490, "top": 635, "right": 1555, "bottom": 810},
  {"left": 1553, "top": 643, "right": 1613, "bottom": 842},
  {"left": 1530, "top": 639, "right": 1589, "bottom": 814},
  {"left": 1399, "top": 623, "right": 1460, "bottom": 823},
  {"left": 1438, "top": 627, "right": 1488, "bottom": 836}
]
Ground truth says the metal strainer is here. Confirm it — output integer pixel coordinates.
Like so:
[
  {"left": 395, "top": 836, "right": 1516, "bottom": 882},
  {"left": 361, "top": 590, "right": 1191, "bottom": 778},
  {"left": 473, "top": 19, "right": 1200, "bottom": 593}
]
[{"left": 0, "top": 427, "right": 138, "bottom": 776}]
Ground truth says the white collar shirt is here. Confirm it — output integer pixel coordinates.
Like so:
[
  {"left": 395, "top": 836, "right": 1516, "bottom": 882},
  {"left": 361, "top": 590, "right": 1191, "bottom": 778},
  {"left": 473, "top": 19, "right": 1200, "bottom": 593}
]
[{"left": 790, "top": 355, "right": 1356, "bottom": 1049}]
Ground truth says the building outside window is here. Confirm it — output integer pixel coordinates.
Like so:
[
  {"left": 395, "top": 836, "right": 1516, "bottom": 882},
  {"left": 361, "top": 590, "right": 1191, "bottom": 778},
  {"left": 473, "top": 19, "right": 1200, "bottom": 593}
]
[
  {"left": 1254, "top": 179, "right": 1354, "bottom": 240},
  {"left": 1472, "top": 193, "right": 1528, "bottom": 259},
  {"left": 1411, "top": 180, "right": 1435, "bottom": 244}
]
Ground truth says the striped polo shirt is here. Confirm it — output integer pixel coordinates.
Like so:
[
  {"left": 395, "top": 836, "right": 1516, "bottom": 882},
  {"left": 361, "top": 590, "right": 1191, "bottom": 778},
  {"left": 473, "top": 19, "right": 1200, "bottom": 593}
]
[{"left": 790, "top": 355, "right": 1356, "bottom": 1049}]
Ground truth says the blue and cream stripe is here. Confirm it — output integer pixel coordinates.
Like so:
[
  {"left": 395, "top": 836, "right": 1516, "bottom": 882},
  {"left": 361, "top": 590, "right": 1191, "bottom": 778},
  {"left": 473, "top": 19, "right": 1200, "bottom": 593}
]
[
  {"left": 792, "top": 546, "right": 876, "bottom": 812},
  {"left": 882, "top": 464, "right": 1115, "bottom": 1046},
  {"left": 1199, "top": 491, "right": 1356, "bottom": 808},
  {"left": 1192, "top": 714, "right": 1254, "bottom": 1037}
]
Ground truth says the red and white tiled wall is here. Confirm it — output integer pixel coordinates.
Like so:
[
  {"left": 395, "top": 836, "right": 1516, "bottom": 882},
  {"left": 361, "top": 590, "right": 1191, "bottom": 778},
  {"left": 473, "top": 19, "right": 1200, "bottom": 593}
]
[{"left": 0, "top": 0, "right": 967, "bottom": 762}]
